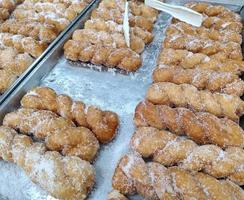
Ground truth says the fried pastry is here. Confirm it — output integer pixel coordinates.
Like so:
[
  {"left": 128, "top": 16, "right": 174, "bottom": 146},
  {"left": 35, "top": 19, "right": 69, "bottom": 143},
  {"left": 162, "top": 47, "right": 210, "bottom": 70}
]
[
  {"left": 0, "top": 32, "right": 47, "bottom": 57},
  {"left": 99, "top": 0, "right": 158, "bottom": 21},
  {"left": 131, "top": 126, "right": 244, "bottom": 185},
  {"left": 84, "top": 18, "right": 153, "bottom": 43},
  {"left": 112, "top": 153, "right": 244, "bottom": 199},
  {"left": 0, "top": 19, "right": 58, "bottom": 43},
  {"left": 172, "top": 15, "right": 243, "bottom": 33},
  {"left": 0, "top": 126, "right": 95, "bottom": 200},
  {"left": 3, "top": 108, "right": 100, "bottom": 161},
  {"left": 64, "top": 39, "right": 141, "bottom": 71},
  {"left": 21, "top": 87, "right": 119, "bottom": 143},
  {"left": 0, "top": 69, "right": 17, "bottom": 93},
  {"left": 134, "top": 101, "right": 244, "bottom": 148},
  {"left": 91, "top": 6, "right": 154, "bottom": 32},
  {"left": 72, "top": 29, "right": 145, "bottom": 54},
  {"left": 157, "top": 48, "right": 244, "bottom": 75},
  {"left": 153, "top": 66, "right": 244, "bottom": 96},
  {"left": 146, "top": 82, "right": 244, "bottom": 121},
  {"left": 172, "top": 3, "right": 243, "bottom": 33},
  {"left": 164, "top": 34, "right": 242, "bottom": 60},
  {"left": 0, "top": 48, "right": 33, "bottom": 93},
  {"left": 0, "top": 47, "right": 34, "bottom": 73},
  {"left": 108, "top": 190, "right": 129, "bottom": 200},
  {"left": 166, "top": 22, "right": 242, "bottom": 44},
  {"left": 13, "top": 9, "right": 70, "bottom": 31},
  {"left": 17, "top": 1, "right": 87, "bottom": 21},
  {"left": 186, "top": 2, "right": 242, "bottom": 22}
]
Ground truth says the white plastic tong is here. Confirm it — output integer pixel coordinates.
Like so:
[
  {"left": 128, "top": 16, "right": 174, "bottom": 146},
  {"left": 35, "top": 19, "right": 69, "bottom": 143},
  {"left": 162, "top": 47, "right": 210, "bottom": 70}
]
[{"left": 145, "top": 0, "right": 203, "bottom": 27}]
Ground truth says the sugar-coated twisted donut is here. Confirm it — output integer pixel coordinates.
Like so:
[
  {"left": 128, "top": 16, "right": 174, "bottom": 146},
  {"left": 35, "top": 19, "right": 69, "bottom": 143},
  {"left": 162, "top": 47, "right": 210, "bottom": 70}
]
[
  {"left": 84, "top": 18, "right": 153, "bottom": 44},
  {"left": 12, "top": 8, "right": 70, "bottom": 31},
  {"left": 134, "top": 101, "right": 244, "bottom": 148},
  {"left": 3, "top": 108, "right": 100, "bottom": 162},
  {"left": 164, "top": 34, "right": 242, "bottom": 60},
  {"left": 20, "top": 87, "right": 119, "bottom": 143},
  {"left": 72, "top": 29, "right": 145, "bottom": 54},
  {"left": 17, "top": 1, "right": 88, "bottom": 21},
  {"left": 172, "top": 16, "right": 243, "bottom": 33},
  {"left": 152, "top": 65, "right": 244, "bottom": 96},
  {"left": 64, "top": 39, "right": 141, "bottom": 71},
  {"left": 157, "top": 48, "right": 244, "bottom": 75},
  {"left": 91, "top": 6, "right": 154, "bottom": 32},
  {"left": 0, "top": 19, "right": 58, "bottom": 43},
  {"left": 112, "top": 153, "right": 244, "bottom": 199},
  {"left": 131, "top": 126, "right": 244, "bottom": 185},
  {"left": 0, "top": 32, "right": 47, "bottom": 57},
  {"left": 0, "top": 126, "right": 95, "bottom": 200},
  {"left": 99, "top": 0, "right": 158, "bottom": 21},
  {"left": 185, "top": 2, "right": 242, "bottom": 22},
  {"left": 146, "top": 82, "right": 244, "bottom": 121},
  {"left": 166, "top": 22, "right": 242, "bottom": 44},
  {"left": 0, "top": 47, "right": 34, "bottom": 93}
]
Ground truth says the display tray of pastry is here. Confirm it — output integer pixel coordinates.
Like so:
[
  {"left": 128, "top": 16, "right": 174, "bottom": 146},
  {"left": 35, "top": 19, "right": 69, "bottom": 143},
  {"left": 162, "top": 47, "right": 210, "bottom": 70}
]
[
  {"left": 108, "top": 2, "right": 244, "bottom": 200},
  {"left": 0, "top": 1, "right": 244, "bottom": 200},
  {"left": 63, "top": 0, "right": 159, "bottom": 72},
  {"left": 0, "top": 0, "right": 94, "bottom": 98}
]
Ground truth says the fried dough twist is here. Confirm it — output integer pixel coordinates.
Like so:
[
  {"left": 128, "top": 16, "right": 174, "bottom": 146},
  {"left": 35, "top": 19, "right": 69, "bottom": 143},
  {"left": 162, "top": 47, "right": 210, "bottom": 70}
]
[
  {"left": 0, "top": 126, "right": 95, "bottom": 200},
  {"left": 13, "top": 9, "right": 70, "bottom": 31},
  {"left": 152, "top": 66, "right": 244, "bottom": 96},
  {"left": 3, "top": 108, "right": 100, "bottom": 162},
  {"left": 131, "top": 127, "right": 244, "bottom": 185},
  {"left": 157, "top": 48, "right": 244, "bottom": 75},
  {"left": 98, "top": 0, "right": 158, "bottom": 21},
  {"left": 172, "top": 3, "right": 243, "bottom": 33},
  {"left": 166, "top": 22, "right": 242, "bottom": 44},
  {"left": 0, "top": 19, "right": 58, "bottom": 43},
  {"left": 84, "top": 18, "right": 153, "bottom": 44},
  {"left": 112, "top": 153, "right": 244, "bottom": 199},
  {"left": 64, "top": 39, "right": 141, "bottom": 71},
  {"left": 72, "top": 29, "right": 145, "bottom": 54},
  {"left": 17, "top": 1, "right": 88, "bottom": 21},
  {"left": 134, "top": 101, "right": 244, "bottom": 148},
  {"left": 0, "top": 47, "right": 33, "bottom": 93},
  {"left": 0, "top": 32, "right": 47, "bottom": 57},
  {"left": 20, "top": 87, "right": 119, "bottom": 143},
  {"left": 91, "top": 6, "right": 154, "bottom": 32},
  {"left": 172, "top": 16, "right": 243, "bottom": 33},
  {"left": 186, "top": 2, "right": 242, "bottom": 22},
  {"left": 164, "top": 34, "right": 242, "bottom": 60},
  {"left": 146, "top": 82, "right": 244, "bottom": 121}
]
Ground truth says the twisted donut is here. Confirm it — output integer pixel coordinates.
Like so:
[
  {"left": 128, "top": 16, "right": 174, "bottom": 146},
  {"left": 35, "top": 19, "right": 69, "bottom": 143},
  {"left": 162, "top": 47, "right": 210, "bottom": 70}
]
[
  {"left": 72, "top": 28, "right": 145, "bottom": 54},
  {"left": 112, "top": 153, "right": 244, "bottom": 199},
  {"left": 134, "top": 101, "right": 244, "bottom": 148},
  {"left": 157, "top": 48, "right": 244, "bottom": 75},
  {"left": 21, "top": 87, "right": 119, "bottom": 143},
  {"left": 146, "top": 82, "right": 244, "bottom": 121},
  {"left": 3, "top": 108, "right": 100, "bottom": 162},
  {"left": 152, "top": 65, "right": 244, "bottom": 96},
  {"left": 131, "top": 127, "right": 244, "bottom": 185},
  {"left": 164, "top": 34, "right": 242, "bottom": 60},
  {"left": 0, "top": 126, "right": 95, "bottom": 200},
  {"left": 166, "top": 22, "right": 242, "bottom": 44},
  {"left": 64, "top": 39, "right": 141, "bottom": 71}
]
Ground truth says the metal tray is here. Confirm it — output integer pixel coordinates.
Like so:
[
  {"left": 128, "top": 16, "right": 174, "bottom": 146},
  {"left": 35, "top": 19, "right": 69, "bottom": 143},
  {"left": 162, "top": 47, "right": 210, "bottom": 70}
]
[
  {"left": 0, "top": 0, "right": 97, "bottom": 105},
  {"left": 0, "top": 1, "right": 243, "bottom": 200}
]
